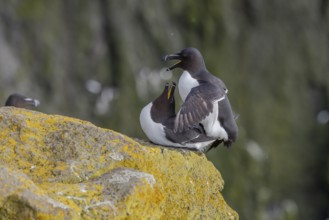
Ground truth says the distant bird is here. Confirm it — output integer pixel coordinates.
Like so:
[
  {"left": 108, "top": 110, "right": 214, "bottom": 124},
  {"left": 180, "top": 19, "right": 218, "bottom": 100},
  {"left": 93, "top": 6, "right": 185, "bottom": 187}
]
[
  {"left": 162, "top": 47, "right": 238, "bottom": 147},
  {"left": 140, "top": 82, "right": 218, "bottom": 151},
  {"left": 5, "top": 93, "right": 40, "bottom": 108}
]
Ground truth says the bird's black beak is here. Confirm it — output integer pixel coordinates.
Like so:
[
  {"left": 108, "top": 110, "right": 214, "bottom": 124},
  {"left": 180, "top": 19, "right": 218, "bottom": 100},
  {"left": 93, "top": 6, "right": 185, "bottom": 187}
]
[
  {"left": 162, "top": 53, "right": 182, "bottom": 71},
  {"left": 167, "top": 82, "right": 176, "bottom": 101},
  {"left": 162, "top": 82, "right": 170, "bottom": 97}
]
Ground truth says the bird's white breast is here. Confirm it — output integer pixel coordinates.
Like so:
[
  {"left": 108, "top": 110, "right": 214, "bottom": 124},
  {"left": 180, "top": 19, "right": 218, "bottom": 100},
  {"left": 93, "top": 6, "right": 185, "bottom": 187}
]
[
  {"left": 139, "top": 103, "right": 215, "bottom": 151},
  {"left": 139, "top": 103, "right": 174, "bottom": 146},
  {"left": 178, "top": 71, "right": 200, "bottom": 101},
  {"left": 201, "top": 99, "right": 228, "bottom": 140}
]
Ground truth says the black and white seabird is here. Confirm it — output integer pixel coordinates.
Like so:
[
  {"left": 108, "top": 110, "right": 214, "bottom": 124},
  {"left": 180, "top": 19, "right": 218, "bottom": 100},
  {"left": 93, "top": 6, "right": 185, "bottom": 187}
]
[
  {"left": 140, "top": 82, "right": 218, "bottom": 151},
  {"left": 162, "top": 47, "right": 238, "bottom": 147},
  {"left": 5, "top": 93, "right": 40, "bottom": 108}
]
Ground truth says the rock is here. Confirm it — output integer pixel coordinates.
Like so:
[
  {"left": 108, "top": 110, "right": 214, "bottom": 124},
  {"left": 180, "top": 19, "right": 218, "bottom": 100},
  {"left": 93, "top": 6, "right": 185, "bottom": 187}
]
[{"left": 0, "top": 107, "right": 238, "bottom": 220}]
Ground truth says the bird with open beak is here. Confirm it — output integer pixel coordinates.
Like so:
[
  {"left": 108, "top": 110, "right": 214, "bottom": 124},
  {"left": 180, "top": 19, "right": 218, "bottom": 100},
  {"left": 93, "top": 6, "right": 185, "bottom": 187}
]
[{"left": 162, "top": 47, "right": 238, "bottom": 148}]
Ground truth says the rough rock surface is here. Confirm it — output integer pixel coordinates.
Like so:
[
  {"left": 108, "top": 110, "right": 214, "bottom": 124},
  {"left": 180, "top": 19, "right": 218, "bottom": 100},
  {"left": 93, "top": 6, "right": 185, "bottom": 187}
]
[{"left": 0, "top": 107, "right": 238, "bottom": 220}]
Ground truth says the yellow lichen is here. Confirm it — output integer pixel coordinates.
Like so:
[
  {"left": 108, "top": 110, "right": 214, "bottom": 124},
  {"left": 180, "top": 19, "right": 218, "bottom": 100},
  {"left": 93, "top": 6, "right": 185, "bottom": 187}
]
[{"left": 0, "top": 107, "right": 238, "bottom": 219}]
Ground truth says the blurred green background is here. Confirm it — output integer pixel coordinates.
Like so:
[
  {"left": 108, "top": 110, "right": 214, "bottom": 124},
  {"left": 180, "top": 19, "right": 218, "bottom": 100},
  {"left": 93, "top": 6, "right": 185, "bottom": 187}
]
[{"left": 0, "top": 0, "right": 328, "bottom": 219}]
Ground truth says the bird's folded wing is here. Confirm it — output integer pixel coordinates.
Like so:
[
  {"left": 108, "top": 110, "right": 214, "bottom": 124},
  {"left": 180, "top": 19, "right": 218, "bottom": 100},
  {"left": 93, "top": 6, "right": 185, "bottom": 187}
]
[
  {"left": 174, "top": 84, "right": 226, "bottom": 133},
  {"left": 165, "top": 125, "right": 215, "bottom": 144}
]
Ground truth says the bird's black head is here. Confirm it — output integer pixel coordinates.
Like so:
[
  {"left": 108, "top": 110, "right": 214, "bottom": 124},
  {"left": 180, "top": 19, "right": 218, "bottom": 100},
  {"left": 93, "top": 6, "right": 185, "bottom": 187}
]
[
  {"left": 5, "top": 93, "right": 40, "bottom": 108},
  {"left": 162, "top": 47, "right": 206, "bottom": 74},
  {"left": 151, "top": 82, "right": 176, "bottom": 123}
]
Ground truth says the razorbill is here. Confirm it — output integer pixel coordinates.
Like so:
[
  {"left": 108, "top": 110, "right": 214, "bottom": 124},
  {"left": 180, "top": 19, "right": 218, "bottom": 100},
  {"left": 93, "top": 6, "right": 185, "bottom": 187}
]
[
  {"left": 139, "top": 82, "right": 218, "bottom": 151},
  {"left": 162, "top": 47, "right": 238, "bottom": 147},
  {"left": 5, "top": 93, "right": 40, "bottom": 108}
]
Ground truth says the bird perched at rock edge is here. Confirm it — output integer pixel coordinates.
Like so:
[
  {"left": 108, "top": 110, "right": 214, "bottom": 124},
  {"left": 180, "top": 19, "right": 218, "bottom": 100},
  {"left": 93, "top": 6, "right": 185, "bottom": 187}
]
[
  {"left": 162, "top": 47, "right": 238, "bottom": 147},
  {"left": 5, "top": 93, "right": 40, "bottom": 108},
  {"left": 139, "top": 82, "right": 219, "bottom": 151}
]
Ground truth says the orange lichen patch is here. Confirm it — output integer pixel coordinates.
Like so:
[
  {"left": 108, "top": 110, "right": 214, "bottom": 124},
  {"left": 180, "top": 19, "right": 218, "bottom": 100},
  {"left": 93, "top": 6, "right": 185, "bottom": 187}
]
[{"left": 0, "top": 107, "right": 238, "bottom": 219}]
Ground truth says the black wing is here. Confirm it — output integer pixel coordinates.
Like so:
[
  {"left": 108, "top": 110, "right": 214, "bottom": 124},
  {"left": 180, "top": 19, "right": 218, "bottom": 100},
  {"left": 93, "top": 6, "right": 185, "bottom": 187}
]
[
  {"left": 174, "top": 83, "right": 226, "bottom": 133},
  {"left": 217, "top": 95, "right": 238, "bottom": 145},
  {"left": 164, "top": 126, "right": 216, "bottom": 144}
]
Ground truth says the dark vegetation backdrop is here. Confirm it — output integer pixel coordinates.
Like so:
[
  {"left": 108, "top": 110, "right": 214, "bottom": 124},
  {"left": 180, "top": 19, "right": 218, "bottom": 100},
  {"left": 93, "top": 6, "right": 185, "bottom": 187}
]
[{"left": 0, "top": 1, "right": 328, "bottom": 219}]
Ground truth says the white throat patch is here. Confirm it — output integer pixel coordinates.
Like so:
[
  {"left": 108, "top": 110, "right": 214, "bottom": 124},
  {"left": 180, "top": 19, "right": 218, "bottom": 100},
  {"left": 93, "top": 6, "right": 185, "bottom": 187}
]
[{"left": 178, "top": 71, "right": 199, "bottom": 101}]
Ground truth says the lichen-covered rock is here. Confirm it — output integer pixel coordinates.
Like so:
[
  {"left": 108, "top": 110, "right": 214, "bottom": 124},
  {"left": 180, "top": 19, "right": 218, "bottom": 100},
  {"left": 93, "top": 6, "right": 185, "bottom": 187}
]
[{"left": 0, "top": 107, "right": 238, "bottom": 220}]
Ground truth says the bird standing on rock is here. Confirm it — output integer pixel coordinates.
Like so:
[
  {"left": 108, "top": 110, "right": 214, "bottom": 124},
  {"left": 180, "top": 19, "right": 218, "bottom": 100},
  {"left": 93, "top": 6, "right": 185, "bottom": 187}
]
[
  {"left": 5, "top": 93, "right": 40, "bottom": 108},
  {"left": 162, "top": 47, "right": 238, "bottom": 147},
  {"left": 140, "top": 82, "right": 218, "bottom": 151}
]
